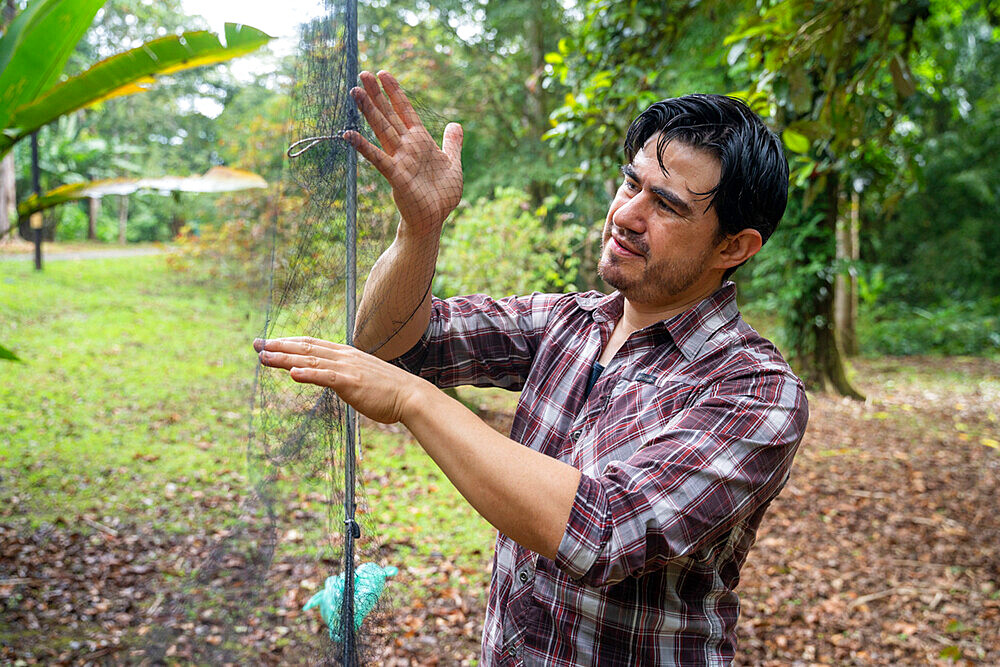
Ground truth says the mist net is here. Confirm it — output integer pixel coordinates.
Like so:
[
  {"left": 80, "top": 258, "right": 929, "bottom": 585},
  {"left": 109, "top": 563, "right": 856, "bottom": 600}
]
[{"left": 144, "top": 0, "right": 455, "bottom": 664}]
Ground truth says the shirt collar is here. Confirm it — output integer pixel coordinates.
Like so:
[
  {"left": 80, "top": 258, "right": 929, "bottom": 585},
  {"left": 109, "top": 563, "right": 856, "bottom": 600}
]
[
  {"left": 664, "top": 282, "right": 739, "bottom": 360},
  {"left": 574, "top": 291, "right": 622, "bottom": 323},
  {"left": 574, "top": 282, "right": 739, "bottom": 361}
]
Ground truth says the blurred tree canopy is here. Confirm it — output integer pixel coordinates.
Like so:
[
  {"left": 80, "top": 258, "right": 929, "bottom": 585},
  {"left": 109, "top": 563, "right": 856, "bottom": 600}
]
[{"left": 18, "top": 0, "right": 999, "bottom": 390}]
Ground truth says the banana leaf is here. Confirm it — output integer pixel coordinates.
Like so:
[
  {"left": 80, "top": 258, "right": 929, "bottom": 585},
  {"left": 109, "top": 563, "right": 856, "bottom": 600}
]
[
  {"left": 0, "top": 0, "right": 106, "bottom": 131},
  {"left": 1, "top": 23, "right": 272, "bottom": 157}
]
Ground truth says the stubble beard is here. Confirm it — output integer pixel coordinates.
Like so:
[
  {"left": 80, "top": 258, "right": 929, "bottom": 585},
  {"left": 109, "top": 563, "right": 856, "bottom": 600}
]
[{"left": 598, "top": 236, "right": 711, "bottom": 304}]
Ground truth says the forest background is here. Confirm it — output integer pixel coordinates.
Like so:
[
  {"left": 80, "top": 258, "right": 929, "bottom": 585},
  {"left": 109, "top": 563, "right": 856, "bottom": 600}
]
[
  {"left": 1, "top": 0, "right": 999, "bottom": 664},
  {"left": 4, "top": 0, "right": 999, "bottom": 382}
]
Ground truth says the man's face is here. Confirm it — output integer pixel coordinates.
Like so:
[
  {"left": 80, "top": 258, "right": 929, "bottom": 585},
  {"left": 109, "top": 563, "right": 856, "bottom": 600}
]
[{"left": 598, "top": 135, "right": 724, "bottom": 307}]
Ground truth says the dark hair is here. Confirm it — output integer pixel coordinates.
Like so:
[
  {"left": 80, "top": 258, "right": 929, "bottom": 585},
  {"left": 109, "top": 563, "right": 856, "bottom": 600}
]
[{"left": 624, "top": 94, "right": 789, "bottom": 279}]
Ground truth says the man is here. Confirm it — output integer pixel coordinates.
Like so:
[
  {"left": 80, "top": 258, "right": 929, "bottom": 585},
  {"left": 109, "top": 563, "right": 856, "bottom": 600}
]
[{"left": 257, "top": 70, "right": 808, "bottom": 665}]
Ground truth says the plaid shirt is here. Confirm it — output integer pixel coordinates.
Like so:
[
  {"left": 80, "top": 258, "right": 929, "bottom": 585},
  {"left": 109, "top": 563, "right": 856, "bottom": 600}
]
[{"left": 394, "top": 283, "right": 808, "bottom": 665}]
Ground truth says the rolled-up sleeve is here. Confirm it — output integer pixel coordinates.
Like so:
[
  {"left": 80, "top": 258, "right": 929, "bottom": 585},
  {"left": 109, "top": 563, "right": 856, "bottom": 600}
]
[
  {"left": 555, "top": 369, "right": 808, "bottom": 587},
  {"left": 393, "top": 292, "right": 563, "bottom": 390}
]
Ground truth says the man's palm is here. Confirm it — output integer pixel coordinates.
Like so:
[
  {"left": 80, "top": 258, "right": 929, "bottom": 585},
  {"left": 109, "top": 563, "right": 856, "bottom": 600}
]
[
  {"left": 344, "top": 70, "right": 463, "bottom": 235},
  {"left": 384, "top": 123, "right": 463, "bottom": 234}
]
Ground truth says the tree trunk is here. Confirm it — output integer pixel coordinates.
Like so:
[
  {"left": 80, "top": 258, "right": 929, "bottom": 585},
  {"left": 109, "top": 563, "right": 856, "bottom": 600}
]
[
  {"left": 87, "top": 197, "right": 100, "bottom": 240},
  {"left": 118, "top": 195, "right": 129, "bottom": 244},
  {"left": 1, "top": 2, "right": 16, "bottom": 243},
  {"left": 170, "top": 191, "right": 184, "bottom": 238},
  {"left": 795, "top": 175, "right": 864, "bottom": 400},
  {"left": 834, "top": 185, "right": 859, "bottom": 356},
  {"left": 849, "top": 188, "right": 860, "bottom": 351},
  {"left": 0, "top": 153, "right": 14, "bottom": 243}
]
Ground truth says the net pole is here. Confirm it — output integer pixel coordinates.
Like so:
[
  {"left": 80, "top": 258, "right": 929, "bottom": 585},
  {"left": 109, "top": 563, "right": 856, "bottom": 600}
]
[
  {"left": 31, "top": 133, "right": 42, "bottom": 271},
  {"left": 342, "top": 0, "right": 360, "bottom": 663}
]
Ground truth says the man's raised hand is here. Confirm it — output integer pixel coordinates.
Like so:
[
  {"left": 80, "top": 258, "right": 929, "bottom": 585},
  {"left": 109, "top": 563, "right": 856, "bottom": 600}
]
[{"left": 343, "top": 70, "right": 463, "bottom": 237}]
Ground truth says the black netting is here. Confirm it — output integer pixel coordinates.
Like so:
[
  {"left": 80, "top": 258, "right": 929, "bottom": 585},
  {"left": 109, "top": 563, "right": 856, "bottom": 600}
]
[{"left": 142, "top": 1, "right": 459, "bottom": 664}]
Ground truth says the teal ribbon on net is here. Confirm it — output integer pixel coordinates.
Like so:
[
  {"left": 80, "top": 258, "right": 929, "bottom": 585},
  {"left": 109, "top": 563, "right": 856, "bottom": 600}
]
[{"left": 303, "top": 562, "right": 399, "bottom": 642}]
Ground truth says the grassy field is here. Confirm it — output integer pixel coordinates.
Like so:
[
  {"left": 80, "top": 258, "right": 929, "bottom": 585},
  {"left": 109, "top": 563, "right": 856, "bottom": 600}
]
[
  {"left": 0, "top": 253, "right": 262, "bottom": 524},
  {"left": 0, "top": 249, "right": 495, "bottom": 662}
]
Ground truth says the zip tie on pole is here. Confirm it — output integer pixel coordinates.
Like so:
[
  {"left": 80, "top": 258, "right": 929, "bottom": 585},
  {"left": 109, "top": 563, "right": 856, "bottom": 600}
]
[{"left": 345, "top": 518, "right": 361, "bottom": 539}]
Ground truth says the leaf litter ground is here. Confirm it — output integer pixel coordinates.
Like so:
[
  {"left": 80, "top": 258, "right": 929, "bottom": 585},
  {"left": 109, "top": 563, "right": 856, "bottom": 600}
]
[{"left": 3, "top": 356, "right": 997, "bottom": 665}]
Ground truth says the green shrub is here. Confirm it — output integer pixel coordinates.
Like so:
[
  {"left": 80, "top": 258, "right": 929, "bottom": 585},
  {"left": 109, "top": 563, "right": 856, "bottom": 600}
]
[
  {"left": 170, "top": 187, "right": 588, "bottom": 304},
  {"left": 53, "top": 203, "right": 87, "bottom": 241},
  {"left": 434, "top": 187, "right": 586, "bottom": 298},
  {"left": 124, "top": 208, "right": 169, "bottom": 242},
  {"left": 859, "top": 299, "right": 1000, "bottom": 357}
]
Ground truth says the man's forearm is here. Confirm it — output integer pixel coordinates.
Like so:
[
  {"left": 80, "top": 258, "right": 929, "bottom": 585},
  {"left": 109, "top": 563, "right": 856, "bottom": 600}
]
[
  {"left": 354, "top": 225, "right": 439, "bottom": 359},
  {"left": 256, "top": 334, "right": 580, "bottom": 558},
  {"left": 343, "top": 70, "right": 464, "bottom": 358},
  {"left": 401, "top": 378, "right": 581, "bottom": 560}
]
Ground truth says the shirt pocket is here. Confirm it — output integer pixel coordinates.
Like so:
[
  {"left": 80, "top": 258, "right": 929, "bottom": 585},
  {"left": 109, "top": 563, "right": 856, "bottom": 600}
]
[
  {"left": 614, "top": 365, "right": 698, "bottom": 416},
  {"left": 573, "top": 368, "right": 697, "bottom": 476}
]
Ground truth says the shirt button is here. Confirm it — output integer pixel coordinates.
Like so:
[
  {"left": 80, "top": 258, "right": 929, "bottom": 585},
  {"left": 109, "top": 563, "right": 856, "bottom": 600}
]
[
  {"left": 570, "top": 429, "right": 582, "bottom": 442},
  {"left": 519, "top": 570, "right": 529, "bottom": 583}
]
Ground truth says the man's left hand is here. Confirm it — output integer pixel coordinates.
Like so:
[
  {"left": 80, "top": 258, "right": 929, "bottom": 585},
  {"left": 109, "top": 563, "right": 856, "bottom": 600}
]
[
  {"left": 254, "top": 335, "right": 580, "bottom": 560},
  {"left": 254, "top": 337, "right": 424, "bottom": 424}
]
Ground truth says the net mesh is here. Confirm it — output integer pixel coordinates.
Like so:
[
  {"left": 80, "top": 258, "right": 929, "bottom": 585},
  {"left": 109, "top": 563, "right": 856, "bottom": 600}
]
[{"left": 142, "top": 0, "right": 461, "bottom": 663}]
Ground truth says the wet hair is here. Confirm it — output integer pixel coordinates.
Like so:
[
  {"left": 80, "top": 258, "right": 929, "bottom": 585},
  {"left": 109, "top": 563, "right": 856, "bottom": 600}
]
[{"left": 623, "top": 94, "right": 789, "bottom": 279}]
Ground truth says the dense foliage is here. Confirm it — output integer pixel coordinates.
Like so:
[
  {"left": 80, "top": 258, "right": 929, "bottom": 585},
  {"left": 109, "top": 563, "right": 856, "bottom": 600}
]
[
  {"left": 14, "top": 0, "right": 999, "bottom": 369},
  {"left": 435, "top": 187, "right": 586, "bottom": 298}
]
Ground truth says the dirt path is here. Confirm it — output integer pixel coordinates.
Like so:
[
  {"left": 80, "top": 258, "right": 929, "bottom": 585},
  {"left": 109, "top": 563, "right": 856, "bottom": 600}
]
[{"left": 0, "top": 247, "right": 166, "bottom": 262}]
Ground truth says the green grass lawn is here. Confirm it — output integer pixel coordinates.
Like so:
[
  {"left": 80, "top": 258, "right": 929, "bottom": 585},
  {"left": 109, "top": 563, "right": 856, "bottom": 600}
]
[
  {"left": 0, "top": 251, "right": 495, "bottom": 590},
  {"left": 1, "top": 255, "right": 259, "bottom": 525}
]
